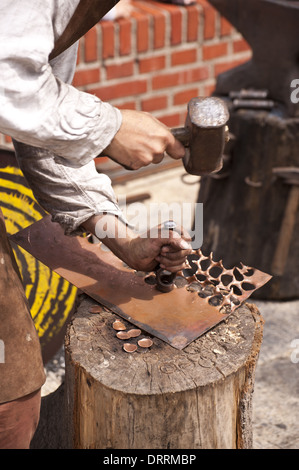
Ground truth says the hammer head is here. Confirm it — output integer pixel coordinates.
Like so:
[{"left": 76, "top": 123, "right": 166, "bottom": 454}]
[{"left": 183, "top": 97, "right": 229, "bottom": 176}]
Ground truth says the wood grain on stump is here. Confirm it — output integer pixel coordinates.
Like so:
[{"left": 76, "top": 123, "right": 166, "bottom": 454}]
[{"left": 64, "top": 295, "right": 264, "bottom": 449}]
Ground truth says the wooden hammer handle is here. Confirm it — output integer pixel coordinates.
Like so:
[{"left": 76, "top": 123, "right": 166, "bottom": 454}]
[
  {"left": 271, "top": 185, "right": 299, "bottom": 276},
  {"left": 171, "top": 127, "right": 191, "bottom": 146}
]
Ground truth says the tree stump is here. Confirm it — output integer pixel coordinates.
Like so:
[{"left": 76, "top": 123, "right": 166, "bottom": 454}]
[
  {"left": 64, "top": 294, "right": 264, "bottom": 449},
  {"left": 198, "top": 107, "right": 299, "bottom": 300}
]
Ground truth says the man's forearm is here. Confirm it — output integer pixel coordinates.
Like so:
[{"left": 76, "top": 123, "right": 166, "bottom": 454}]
[
  {"left": 82, "top": 213, "right": 139, "bottom": 269},
  {"left": 13, "top": 140, "right": 126, "bottom": 236},
  {"left": 82, "top": 213, "right": 193, "bottom": 274}
]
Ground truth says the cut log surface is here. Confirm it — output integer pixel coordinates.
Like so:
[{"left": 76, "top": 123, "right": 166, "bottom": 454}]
[{"left": 65, "top": 295, "right": 264, "bottom": 449}]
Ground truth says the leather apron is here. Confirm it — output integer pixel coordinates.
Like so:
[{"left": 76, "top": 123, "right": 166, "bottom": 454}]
[
  {"left": 0, "top": 0, "right": 119, "bottom": 404},
  {"left": 0, "top": 209, "right": 45, "bottom": 403}
]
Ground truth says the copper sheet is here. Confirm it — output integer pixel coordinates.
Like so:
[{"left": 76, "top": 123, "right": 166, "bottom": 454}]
[{"left": 10, "top": 216, "right": 271, "bottom": 349}]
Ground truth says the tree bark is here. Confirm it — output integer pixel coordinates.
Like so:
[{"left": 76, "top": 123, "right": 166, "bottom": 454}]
[{"left": 64, "top": 295, "right": 264, "bottom": 449}]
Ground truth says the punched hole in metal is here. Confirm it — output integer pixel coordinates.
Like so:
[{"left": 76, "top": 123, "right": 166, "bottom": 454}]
[
  {"left": 232, "top": 285, "right": 242, "bottom": 296},
  {"left": 198, "top": 285, "right": 214, "bottom": 298},
  {"left": 230, "top": 295, "right": 241, "bottom": 306},
  {"left": 186, "top": 282, "right": 202, "bottom": 292},
  {"left": 198, "top": 291, "right": 210, "bottom": 298},
  {"left": 174, "top": 276, "right": 188, "bottom": 288},
  {"left": 244, "top": 268, "right": 255, "bottom": 277},
  {"left": 200, "top": 258, "right": 211, "bottom": 271},
  {"left": 183, "top": 267, "right": 196, "bottom": 277},
  {"left": 188, "top": 253, "right": 200, "bottom": 263},
  {"left": 208, "top": 294, "right": 224, "bottom": 306},
  {"left": 209, "top": 266, "right": 223, "bottom": 278},
  {"left": 183, "top": 255, "right": 198, "bottom": 276},
  {"left": 242, "top": 282, "right": 256, "bottom": 291},
  {"left": 221, "top": 274, "right": 233, "bottom": 286},
  {"left": 233, "top": 268, "right": 244, "bottom": 281}
]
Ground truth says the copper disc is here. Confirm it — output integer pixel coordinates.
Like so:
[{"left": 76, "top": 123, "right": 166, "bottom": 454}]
[
  {"left": 123, "top": 343, "right": 137, "bottom": 353},
  {"left": 127, "top": 329, "right": 141, "bottom": 338},
  {"left": 116, "top": 331, "right": 131, "bottom": 340},
  {"left": 113, "top": 320, "right": 126, "bottom": 331},
  {"left": 138, "top": 338, "right": 153, "bottom": 348}
]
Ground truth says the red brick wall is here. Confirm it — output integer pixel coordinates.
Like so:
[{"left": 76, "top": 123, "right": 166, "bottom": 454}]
[
  {"left": 74, "top": 0, "right": 251, "bottom": 128},
  {"left": 0, "top": 0, "right": 251, "bottom": 148}
]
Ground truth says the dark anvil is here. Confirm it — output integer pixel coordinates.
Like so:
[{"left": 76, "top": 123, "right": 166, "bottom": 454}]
[{"left": 208, "top": 0, "right": 299, "bottom": 117}]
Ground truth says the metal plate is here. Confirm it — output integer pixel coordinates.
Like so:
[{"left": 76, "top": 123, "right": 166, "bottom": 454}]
[{"left": 10, "top": 216, "right": 272, "bottom": 349}]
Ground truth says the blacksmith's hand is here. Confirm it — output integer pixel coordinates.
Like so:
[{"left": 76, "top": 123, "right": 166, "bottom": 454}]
[
  {"left": 82, "top": 215, "right": 192, "bottom": 273},
  {"left": 103, "top": 110, "right": 185, "bottom": 170},
  {"left": 127, "top": 223, "right": 192, "bottom": 273}
]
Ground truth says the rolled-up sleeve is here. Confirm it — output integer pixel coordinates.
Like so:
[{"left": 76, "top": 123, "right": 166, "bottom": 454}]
[
  {"left": 13, "top": 140, "right": 126, "bottom": 236},
  {"left": 1, "top": 0, "right": 128, "bottom": 235},
  {"left": 0, "top": 0, "right": 122, "bottom": 166}
]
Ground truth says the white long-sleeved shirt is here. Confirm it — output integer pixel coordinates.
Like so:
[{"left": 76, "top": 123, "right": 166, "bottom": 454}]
[{"left": 0, "top": 0, "right": 125, "bottom": 234}]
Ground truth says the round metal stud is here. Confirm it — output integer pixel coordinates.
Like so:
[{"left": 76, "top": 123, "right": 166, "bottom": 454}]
[
  {"left": 138, "top": 338, "right": 153, "bottom": 348},
  {"left": 123, "top": 343, "right": 137, "bottom": 353},
  {"left": 113, "top": 320, "right": 126, "bottom": 331},
  {"left": 116, "top": 331, "right": 131, "bottom": 340},
  {"left": 127, "top": 329, "right": 141, "bottom": 338}
]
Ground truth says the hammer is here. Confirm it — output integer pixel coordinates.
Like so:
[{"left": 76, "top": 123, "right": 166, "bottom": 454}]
[
  {"left": 100, "top": 97, "right": 229, "bottom": 175},
  {"left": 271, "top": 167, "right": 299, "bottom": 276},
  {"left": 154, "top": 98, "right": 229, "bottom": 291},
  {"left": 171, "top": 96, "right": 230, "bottom": 175}
]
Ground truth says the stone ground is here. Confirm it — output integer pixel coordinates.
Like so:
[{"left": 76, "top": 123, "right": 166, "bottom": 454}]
[{"left": 41, "top": 166, "right": 299, "bottom": 450}]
